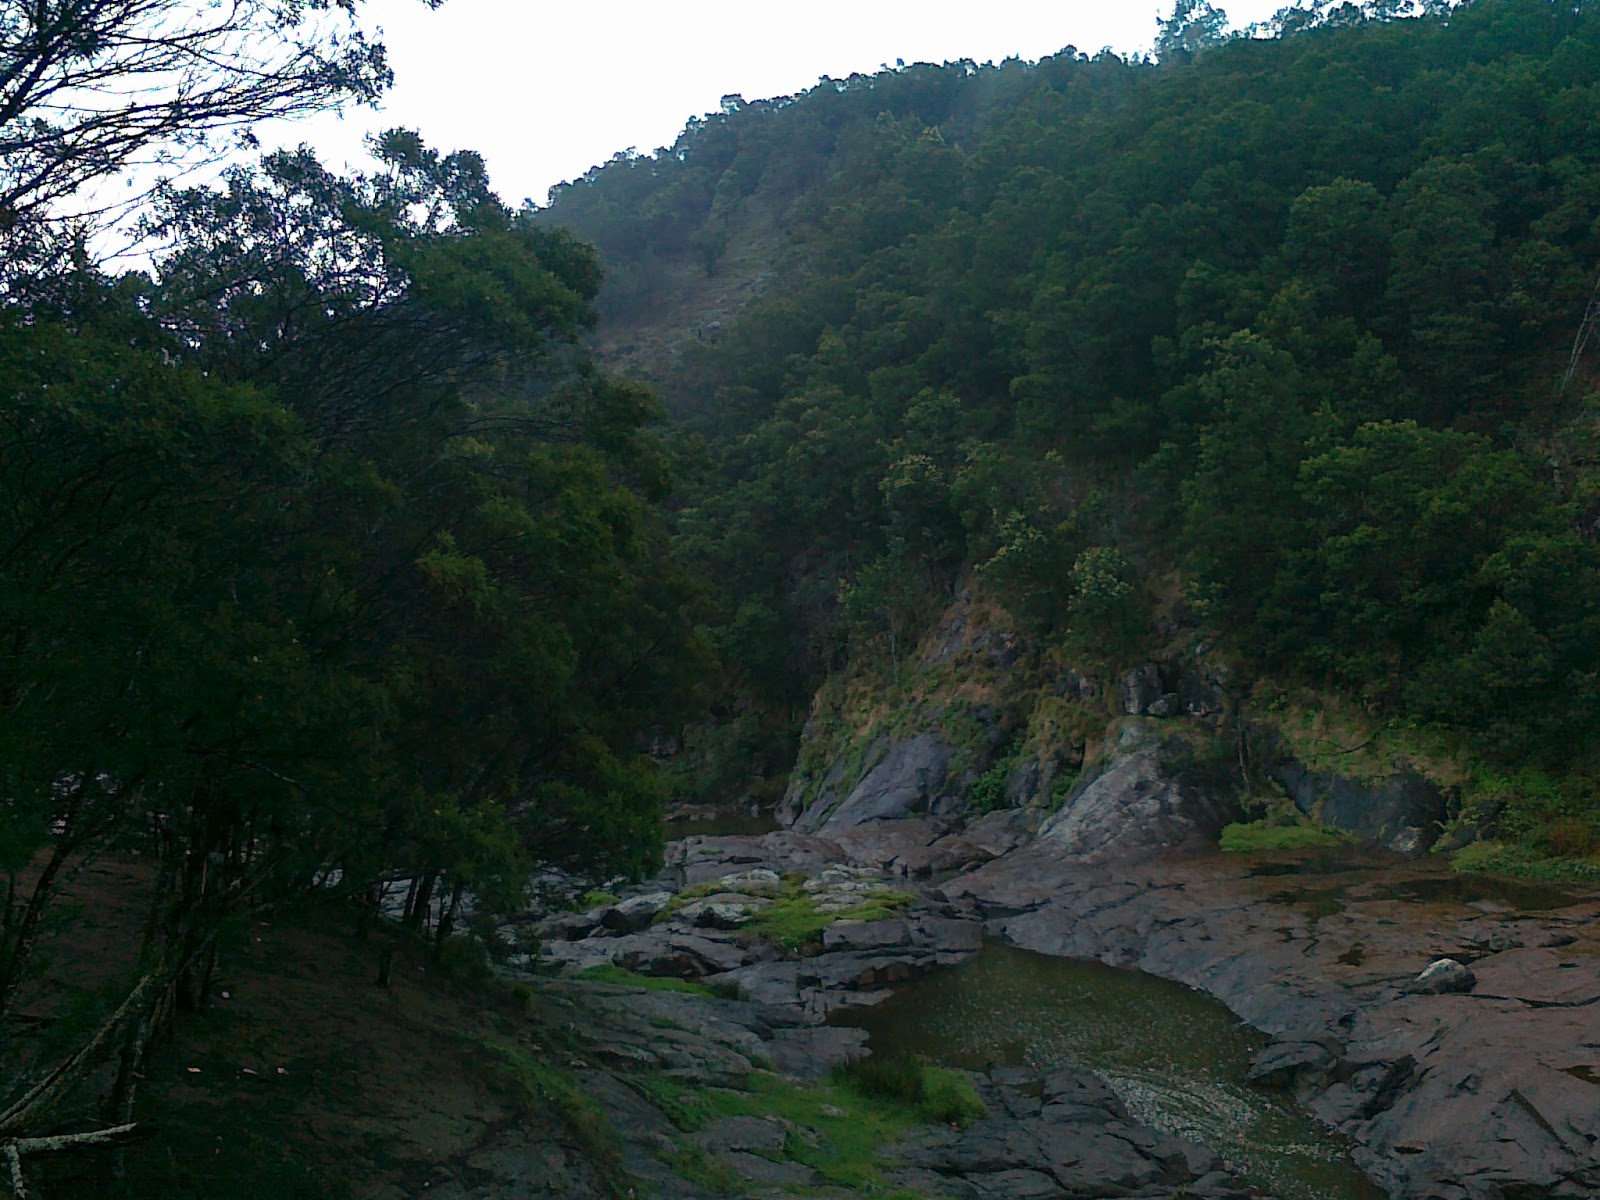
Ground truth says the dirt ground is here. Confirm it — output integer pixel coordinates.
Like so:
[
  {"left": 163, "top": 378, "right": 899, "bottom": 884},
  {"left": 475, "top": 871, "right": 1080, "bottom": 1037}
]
[{"left": 21, "top": 871, "right": 574, "bottom": 1200}]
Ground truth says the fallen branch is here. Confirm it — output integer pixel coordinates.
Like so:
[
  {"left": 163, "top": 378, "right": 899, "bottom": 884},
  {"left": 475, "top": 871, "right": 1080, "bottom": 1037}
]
[{"left": 1, "top": 1123, "right": 138, "bottom": 1199}]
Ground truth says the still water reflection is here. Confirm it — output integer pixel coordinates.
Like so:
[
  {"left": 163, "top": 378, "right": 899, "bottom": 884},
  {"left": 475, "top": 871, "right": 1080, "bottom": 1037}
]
[{"left": 836, "top": 944, "right": 1386, "bottom": 1200}]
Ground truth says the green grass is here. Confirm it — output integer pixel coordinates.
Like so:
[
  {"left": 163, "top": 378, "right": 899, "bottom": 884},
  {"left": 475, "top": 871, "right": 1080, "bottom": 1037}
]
[
  {"left": 643, "top": 1061, "right": 982, "bottom": 1192},
  {"left": 746, "top": 885, "right": 916, "bottom": 949},
  {"left": 659, "top": 872, "right": 915, "bottom": 948},
  {"left": 1219, "top": 820, "right": 1347, "bottom": 853},
  {"left": 580, "top": 890, "right": 621, "bottom": 909},
  {"left": 1450, "top": 840, "right": 1600, "bottom": 884},
  {"left": 835, "top": 1056, "right": 988, "bottom": 1127},
  {"left": 577, "top": 965, "right": 720, "bottom": 997},
  {"left": 662, "top": 1139, "right": 743, "bottom": 1193}
]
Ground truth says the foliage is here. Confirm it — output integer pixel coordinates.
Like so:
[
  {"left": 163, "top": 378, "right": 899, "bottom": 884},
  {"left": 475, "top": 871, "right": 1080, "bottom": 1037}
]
[
  {"left": 1219, "top": 821, "right": 1348, "bottom": 853},
  {"left": 1450, "top": 841, "right": 1600, "bottom": 884},
  {"left": 968, "top": 756, "right": 1018, "bottom": 815},
  {"left": 0, "top": 0, "right": 422, "bottom": 275},
  {"left": 646, "top": 1061, "right": 981, "bottom": 1191},
  {"left": 746, "top": 884, "right": 916, "bottom": 949},
  {"left": 0, "top": 133, "right": 707, "bottom": 1161},
  {"left": 835, "top": 1057, "right": 988, "bottom": 1127},
  {"left": 541, "top": 0, "right": 1600, "bottom": 832}
]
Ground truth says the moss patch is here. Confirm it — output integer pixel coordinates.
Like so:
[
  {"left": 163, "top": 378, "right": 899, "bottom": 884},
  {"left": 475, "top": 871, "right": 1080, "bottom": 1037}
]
[
  {"left": 645, "top": 1065, "right": 967, "bottom": 1191},
  {"left": 747, "top": 882, "right": 916, "bottom": 949},
  {"left": 1450, "top": 840, "right": 1600, "bottom": 884},
  {"left": 1220, "top": 820, "right": 1348, "bottom": 853}
]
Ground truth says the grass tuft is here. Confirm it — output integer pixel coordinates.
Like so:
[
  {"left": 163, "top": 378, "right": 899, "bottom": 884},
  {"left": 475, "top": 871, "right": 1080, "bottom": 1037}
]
[
  {"left": 1219, "top": 820, "right": 1347, "bottom": 853},
  {"left": 1450, "top": 840, "right": 1600, "bottom": 883}
]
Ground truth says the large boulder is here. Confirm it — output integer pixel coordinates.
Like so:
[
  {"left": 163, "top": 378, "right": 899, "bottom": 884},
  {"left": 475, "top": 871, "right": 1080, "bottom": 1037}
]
[
  {"left": 1273, "top": 759, "right": 1446, "bottom": 855},
  {"left": 791, "top": 733, "right": 954, "bottom": 833},
  {"left": 1037, "top": 720, "right": 1240, "bottom": 862}
]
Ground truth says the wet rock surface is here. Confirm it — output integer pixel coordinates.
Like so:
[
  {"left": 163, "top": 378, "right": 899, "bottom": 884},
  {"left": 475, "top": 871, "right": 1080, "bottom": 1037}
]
[
  {"left": 476, "top": 828, "right": 1261, "bottom": 1200},
  {"left": 884, "top": 1066, "right": 1253, "bottom": 1200},
  {"left": 1037, "top": 720, "right": 1240, "bottom": 861},
  {"left": 941, "top": 844, "right": 1600, "bottom": 1200},
  {"left": 500, "top": 718, "right": 1599, "bottom": 1200}
]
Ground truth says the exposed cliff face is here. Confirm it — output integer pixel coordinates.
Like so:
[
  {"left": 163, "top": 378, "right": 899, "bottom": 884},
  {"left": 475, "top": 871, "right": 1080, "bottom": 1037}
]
[
  {"left": 1038, "top": 719, "right": 1242, "bottom": 861},
  {"left": 777, "top": 587, "right": 1470, "bottom": 863}
]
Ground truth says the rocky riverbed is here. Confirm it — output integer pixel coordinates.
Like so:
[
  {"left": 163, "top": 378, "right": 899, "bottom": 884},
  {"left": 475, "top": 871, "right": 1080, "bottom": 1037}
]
[
  {"left": 489, "top": 830, "right": 1262, "bottom": 1200},
  {"left": 504, "top": 801, "right": 1599, "bottom": 1200}
]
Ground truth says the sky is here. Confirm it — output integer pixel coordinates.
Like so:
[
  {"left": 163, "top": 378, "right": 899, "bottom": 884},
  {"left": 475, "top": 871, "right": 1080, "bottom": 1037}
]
[{"left": 281, "top": 0, "right": 1290, "bottom": 209}]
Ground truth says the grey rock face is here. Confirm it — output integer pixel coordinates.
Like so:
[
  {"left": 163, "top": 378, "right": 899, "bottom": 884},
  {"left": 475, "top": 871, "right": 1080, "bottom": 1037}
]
[
  {"left": 1121, "top": 663, "right": 1165, "bottom": 715},
  {"left": 598, "top": 891, "right": 673, "bottom": 934},
  {"left": 1274, "top": 760, "right": 1446, "bottom": 856},
  {"left": 793, "top": 733, "right": 954, "bottom": 833},
  {"left": 1247, "top": 1038, "right": 1340, "bottom": 1090},
  {"left": 1037, "top": 720, "right": 1239, "bottom": 861},
  {"left": 888, "top": 1065, "right": 1225, "bottom": 1200}
]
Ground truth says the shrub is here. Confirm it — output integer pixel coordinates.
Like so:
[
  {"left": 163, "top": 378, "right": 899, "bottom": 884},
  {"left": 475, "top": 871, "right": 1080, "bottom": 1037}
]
[{"left": 835, "top": 1057, "right": 987, "bottom": 1127}]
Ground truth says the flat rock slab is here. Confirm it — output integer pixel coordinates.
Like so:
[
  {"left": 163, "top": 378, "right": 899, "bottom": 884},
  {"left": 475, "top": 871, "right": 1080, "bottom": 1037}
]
[
  {"left": 889, "top": 1066, "right": 1218, "bottom": 1200},
  {"left": 943, "top": 845, "right": 1600, "bottom": 1200}
]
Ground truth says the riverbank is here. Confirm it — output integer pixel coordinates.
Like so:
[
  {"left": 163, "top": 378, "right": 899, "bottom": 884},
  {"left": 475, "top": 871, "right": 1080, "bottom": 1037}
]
[
  {"left": 943, "top": 840, "right": 1600, "bottom": 1200},
  {"left": 537, "top": 818, "right": 1599, "bottom": 1200}
]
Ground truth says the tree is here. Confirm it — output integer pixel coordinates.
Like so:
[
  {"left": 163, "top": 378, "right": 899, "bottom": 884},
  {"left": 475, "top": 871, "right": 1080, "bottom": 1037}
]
[
  {"left": 0, "top": 137, "right": 708, "bottom": 1185},
  {"left": 0, "top": 0, "right": 441, "bottom": 270},
  {"left": 1156, "top": 0, "right": 1233, "bottom": 62}
]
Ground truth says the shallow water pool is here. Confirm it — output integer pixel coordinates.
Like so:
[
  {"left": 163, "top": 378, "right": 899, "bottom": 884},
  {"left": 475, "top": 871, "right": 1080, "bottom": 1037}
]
[{"left": 835, "top": 943, "right": 1386, "bottom": 1200}]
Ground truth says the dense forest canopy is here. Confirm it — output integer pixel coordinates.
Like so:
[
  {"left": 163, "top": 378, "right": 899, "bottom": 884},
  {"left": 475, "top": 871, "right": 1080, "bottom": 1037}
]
[
  {"left": 0, "top": 5, "right": 705, "bottom": 1184},
  {"left": 5, "top": 0, "right": 1600, "bottom": 1189},
  {"left": 536, "top": 0, "right": 1600, "bottom": 819}
]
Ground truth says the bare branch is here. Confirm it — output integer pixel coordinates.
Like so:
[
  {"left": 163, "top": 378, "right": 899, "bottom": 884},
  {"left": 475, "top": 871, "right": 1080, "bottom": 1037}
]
[{"left": 0, "top": 0, "right": 402, "bottom": 270}]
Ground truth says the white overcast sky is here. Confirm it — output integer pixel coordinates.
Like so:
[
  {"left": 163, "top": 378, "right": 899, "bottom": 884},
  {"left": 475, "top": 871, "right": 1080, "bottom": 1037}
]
[{"left": 281, "top": 0, "right": 1289, "bottom": 208}]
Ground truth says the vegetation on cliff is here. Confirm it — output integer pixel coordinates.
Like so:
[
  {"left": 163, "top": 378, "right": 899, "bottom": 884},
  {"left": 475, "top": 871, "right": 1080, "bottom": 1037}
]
[{"left": 541, "top": 0, "right": 1600, "bottom": 868}]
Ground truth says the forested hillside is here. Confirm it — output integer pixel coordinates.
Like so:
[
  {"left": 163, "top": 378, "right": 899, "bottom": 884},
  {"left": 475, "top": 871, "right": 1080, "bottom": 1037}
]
[
  {"left": 0, "top": 5, "right": 708, "bottom": 1186},
  {"left": 541, "top": 0, "right": 1600, "bottom": 866}
]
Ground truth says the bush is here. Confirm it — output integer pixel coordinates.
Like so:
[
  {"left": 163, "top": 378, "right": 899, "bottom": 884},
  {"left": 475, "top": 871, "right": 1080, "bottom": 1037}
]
[
  {"left": 1451, "top": 840, "right": 1600, "bottom": 883},
  {"left": 835, "top": 1057, "right": 987, "bottom": 1127},
  {"left": 968, "top": 755, "right": 1016, "bottom": 814},
  {"left": 917, "top": 1068, "right": 988, "bottom": 1126}
]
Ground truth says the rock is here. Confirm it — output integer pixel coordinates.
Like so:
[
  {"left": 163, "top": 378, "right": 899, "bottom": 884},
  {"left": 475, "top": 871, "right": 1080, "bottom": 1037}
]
[
  {"left": 893, "top": 1066, "right": 1211, "bottom": 1199},
  {"left": 613, "top": 931, "right": 749, "bottom": 978},
  {"left": 691, "top": 1115, "right": 787, "bottom": 1156},
  {"left": 1037, "top": 721, "right": 1240, "bottom": 862},
  {"left": 1247, "top": 1038, "right": 1339, "bottom": 1090},
  {"left": 598, "top": 891, "right": 672, "bottom": 934},
  {"left": 912, "top": 915, "right": 985, "bottom": 953},
  {"left": 802, "top": 864, "right": 888, "bottom": 911},
  {"left": 1273, "top": 759, "right": 1445, "bottom": 856},
  {"left": 1404, "top": 957, "right": 1476, "bottom": 995},
  {"left": 1121, "top": 664, "right": 1164, "bottom": 715},
  {"left": 1178, "top": 659, "right": 1228, "bottom": 719},
  {"left": 676, "top": 894, "right": 769, "bottom": 930},
  {"left": 798, "top": 733, "right": 954, "bottom": 833},
  {"left": 1055, "top": 668, "right": 1100, "bottom": 702},
  {"left": 533, "top": 910, "right": 602, "bottom": 942},
  {"left": 821, "top": 918, "right": 911, "bottom": 952},
  {"left": 829, "top": 817, "right": 946, "bottom": 871},
  {"left": 707, "top": 866, "right": 782, "bottom": 893},
  {"left": 1149, "top": 691, "right": 1181, "bottom": 717},
  {"left": 762, "top": 1026, "right": 869, "bottom": 1080}
]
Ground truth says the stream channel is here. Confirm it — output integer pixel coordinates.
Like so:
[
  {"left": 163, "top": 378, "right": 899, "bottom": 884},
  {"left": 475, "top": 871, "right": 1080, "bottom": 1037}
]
[{"left": 835, "top": 943, "right": 1386, "bottom": 1200}]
